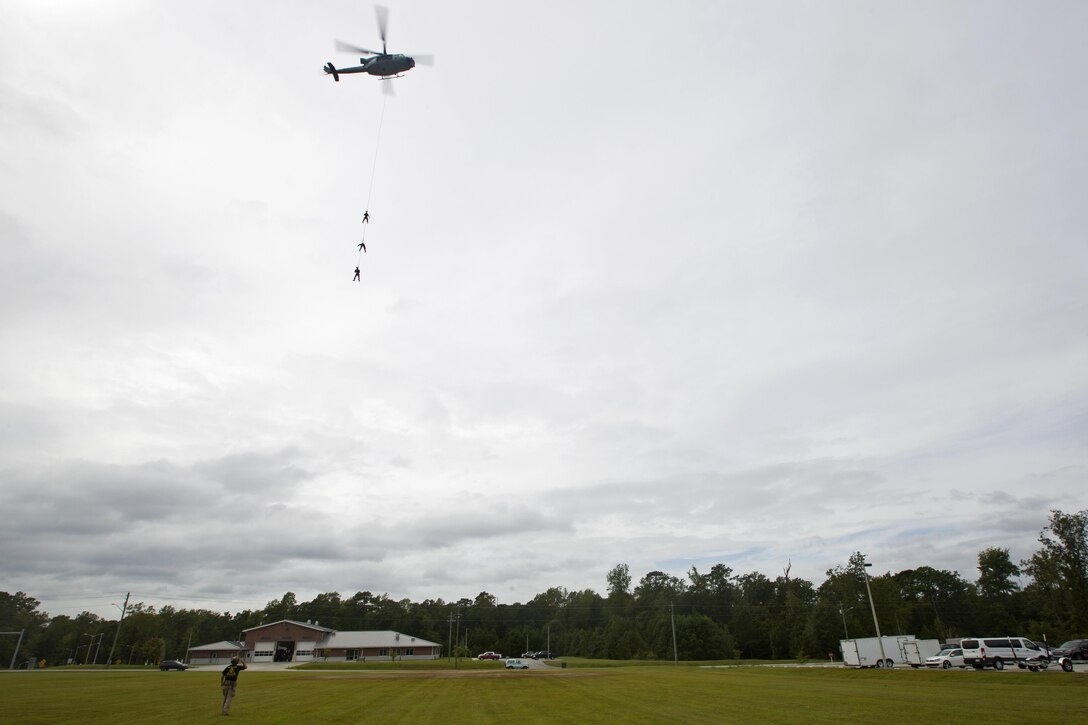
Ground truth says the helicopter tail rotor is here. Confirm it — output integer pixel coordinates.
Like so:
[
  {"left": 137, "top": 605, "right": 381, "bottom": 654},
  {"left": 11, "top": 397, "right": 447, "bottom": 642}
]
[{"left": 324, "top": 62, "right": 340, "bottom": 82}]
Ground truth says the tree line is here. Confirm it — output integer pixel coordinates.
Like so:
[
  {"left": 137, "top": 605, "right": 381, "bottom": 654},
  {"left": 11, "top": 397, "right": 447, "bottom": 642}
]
[{"left": 3, "top": 509, "right": 1085, "bottom": 667}]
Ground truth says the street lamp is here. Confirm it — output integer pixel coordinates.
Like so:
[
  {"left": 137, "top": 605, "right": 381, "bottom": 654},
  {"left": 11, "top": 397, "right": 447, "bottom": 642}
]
[
  {"left": 860, "top": 557, "right": 888, "bottom": 668},
  {"left": 83, "top": 633, "right": 104, "bottom": 665},
  {"left": 82, "top": 634, "right": 95, "bottom": 665},
  {"left": 3, "top": 630, "right": 26, "bottom": 670}
]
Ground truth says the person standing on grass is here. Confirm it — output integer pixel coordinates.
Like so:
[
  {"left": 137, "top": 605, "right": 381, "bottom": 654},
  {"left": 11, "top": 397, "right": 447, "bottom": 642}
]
[{"left": 220, "top": 656, "right": 247, "bottom": 715}]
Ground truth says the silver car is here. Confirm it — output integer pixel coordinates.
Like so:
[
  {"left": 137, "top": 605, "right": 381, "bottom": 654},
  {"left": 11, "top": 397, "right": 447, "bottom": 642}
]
[{"left": 925, "top": 647, "right": 965, "bottom": 669}]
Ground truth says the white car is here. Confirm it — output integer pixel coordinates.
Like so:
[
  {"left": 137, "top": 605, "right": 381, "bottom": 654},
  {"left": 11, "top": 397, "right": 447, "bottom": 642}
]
[
  {"left": 505, "top": 658, "right": 530, "bottom": 670},
  {"left": 925, "top": 647, "right": 965, "bottom": 669}
]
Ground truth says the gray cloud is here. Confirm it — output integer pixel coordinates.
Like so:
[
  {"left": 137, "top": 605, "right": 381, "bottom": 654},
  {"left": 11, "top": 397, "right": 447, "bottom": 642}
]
[{"left": 1, "top": 0, "right": 1085, "bottom": 616}]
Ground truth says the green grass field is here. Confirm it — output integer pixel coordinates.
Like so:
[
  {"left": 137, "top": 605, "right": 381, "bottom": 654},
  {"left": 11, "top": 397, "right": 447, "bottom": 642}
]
[{"left": 2, "top": 663, "right": 1084, "bottom": 724}]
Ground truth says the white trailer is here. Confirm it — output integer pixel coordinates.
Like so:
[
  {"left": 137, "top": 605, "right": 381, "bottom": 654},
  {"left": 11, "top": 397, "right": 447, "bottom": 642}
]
[
  {"left": 840, "top": 636, "right": 917, "bottom": 668},
  {"left": 901, "top": 638, "right": 942, "bottom": 667}
]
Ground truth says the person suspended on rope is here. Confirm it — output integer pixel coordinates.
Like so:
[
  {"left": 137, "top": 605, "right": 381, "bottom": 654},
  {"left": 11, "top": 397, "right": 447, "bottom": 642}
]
[
  {"left": 357, "top": 241, "right": 367, "bottom": 253},
  {"left": 362, "top": 211, "right": 370, "bottom": 224},
  {"left": 353, "top": 266, "right": 361, "bottom": 282}
]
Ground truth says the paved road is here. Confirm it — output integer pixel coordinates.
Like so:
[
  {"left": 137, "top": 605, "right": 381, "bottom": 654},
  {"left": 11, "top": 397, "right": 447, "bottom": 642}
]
[
  {"left": 187, "top": 657, "right": 563, "bottom": 672},
  {"left": 700, "top": 661, "right": 1085, "bottom": 674}
]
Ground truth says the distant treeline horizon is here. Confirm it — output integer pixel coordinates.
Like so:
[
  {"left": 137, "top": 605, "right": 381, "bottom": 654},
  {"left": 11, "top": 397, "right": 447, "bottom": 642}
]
[{"left": 3, "top": 509, "right": 1085, "bottom": 666}]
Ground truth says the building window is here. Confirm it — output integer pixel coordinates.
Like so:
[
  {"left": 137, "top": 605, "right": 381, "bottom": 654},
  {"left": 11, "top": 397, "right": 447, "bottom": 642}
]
[
  {"left": 346, "top": 650, "right": 360, "bottom": 661},
  {"left": 404, "top": 648, "right": 414, "bottom": 656}
]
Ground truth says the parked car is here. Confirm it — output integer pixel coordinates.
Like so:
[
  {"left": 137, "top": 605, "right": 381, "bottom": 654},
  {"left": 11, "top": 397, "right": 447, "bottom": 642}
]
[
  {"left": 505, "top": 658, "right": 530, "bottom": 670},
  {"left": 924, "top": 647, "right": 965, "bottom": 669},
  {"left": 960, "top": 636, "right": 1048, "bottom": 670},
  {"left": 477, "top": 651, "right": 502, "bottom": 660},
  {"left": 159, "top": 660, "right": 189, "bottom": 671},
  {"left": 521, "top": 651, "right": 536, "bottom": 658},
  {"left": 532, "top": 651, "right": 556, "bottom": 660},
  {"left": 1050, "top": 639, "right": 1088, "bottom": 661}
]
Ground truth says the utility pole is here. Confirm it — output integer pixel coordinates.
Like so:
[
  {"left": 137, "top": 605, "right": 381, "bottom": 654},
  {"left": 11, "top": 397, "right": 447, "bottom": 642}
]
[
  {"left": 447, "top": 611, "right": 454, "bottom": 661},
  {"left": 860, "top": 556, "right": 888, "bottom": 668},
  {"left": 670, "top": 603, "right": 678, "bottom": 664},
  {"left": 453, "top": 610, "right": 461, "bottom": 667},
  {"left": 106, "top": 592, "right": 130, "bottom": 669}
]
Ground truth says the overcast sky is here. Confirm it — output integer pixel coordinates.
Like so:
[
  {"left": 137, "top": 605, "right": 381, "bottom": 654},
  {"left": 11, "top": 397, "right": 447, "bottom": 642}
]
[{"left": 1, "top": 0, "right": 1085, "bottom": 620}]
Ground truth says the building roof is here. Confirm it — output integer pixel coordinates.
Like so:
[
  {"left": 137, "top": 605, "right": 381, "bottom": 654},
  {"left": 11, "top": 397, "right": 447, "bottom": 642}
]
[
  {"left": 188, "top": 640, "right": 246, "bottom": 652},
  {"left": 319, "top": 630, "right": 441, "bottom": 649},
  {"left": 242, "top": 618, "right": 336, "bottom": 634}
]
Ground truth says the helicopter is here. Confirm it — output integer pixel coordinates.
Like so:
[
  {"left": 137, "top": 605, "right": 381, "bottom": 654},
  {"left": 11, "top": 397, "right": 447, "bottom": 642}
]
[{"left": 324, "top": 5, "right": 433, "bottom": 83}]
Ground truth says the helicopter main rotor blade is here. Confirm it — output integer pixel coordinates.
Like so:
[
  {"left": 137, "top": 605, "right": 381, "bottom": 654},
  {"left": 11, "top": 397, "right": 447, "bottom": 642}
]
[
  {"left": 375, "top": 5, "right": 389, "bottom": 55},
  {"left": 335, "top": 39, "right": 380, "bottom": 56},
  {"left": 409, "top": 54, "right": 435, "bottom": 66}
]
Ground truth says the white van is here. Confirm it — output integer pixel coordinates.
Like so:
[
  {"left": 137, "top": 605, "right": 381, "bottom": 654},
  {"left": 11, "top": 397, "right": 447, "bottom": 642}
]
[{"left": 959, "top": 636, "right": 1049, "bottom": 670}]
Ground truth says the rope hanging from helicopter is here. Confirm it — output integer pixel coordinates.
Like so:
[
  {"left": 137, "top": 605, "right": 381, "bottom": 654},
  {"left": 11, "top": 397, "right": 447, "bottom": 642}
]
[{"left": 356, "top": 92, "right": 388, "bottom": 268}]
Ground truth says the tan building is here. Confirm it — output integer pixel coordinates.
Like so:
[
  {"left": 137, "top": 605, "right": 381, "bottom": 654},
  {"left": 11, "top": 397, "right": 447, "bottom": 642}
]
[
  {"left": 189, "top": 619, "right": 442, "bottom": 664},
  {"left": 244, "top": 619, "right": 333, "bottom": 663},
  {"left": 317, "top": 630, "right": 440, "bottom": 661}
]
